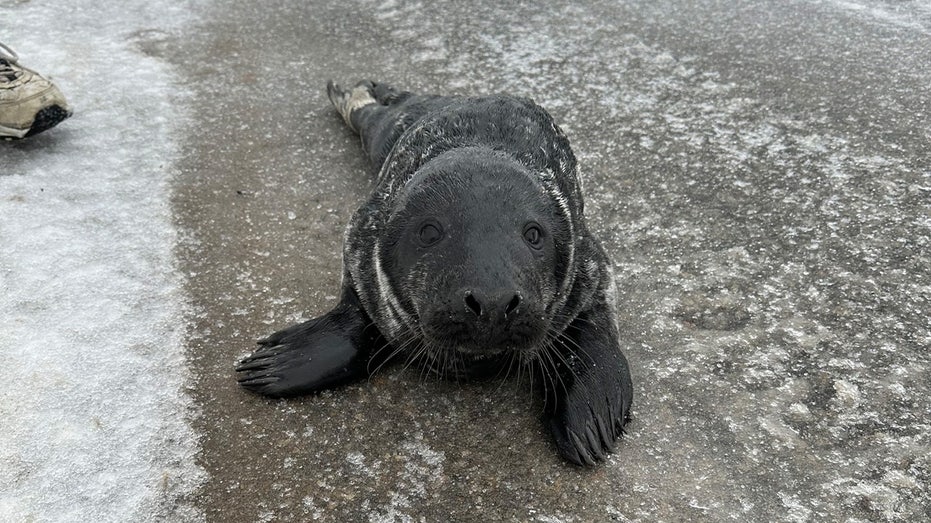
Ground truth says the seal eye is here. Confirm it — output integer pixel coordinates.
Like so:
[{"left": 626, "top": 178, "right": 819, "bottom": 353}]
[
  {"left": 418, "top": 221, "right": 444, "bottom": 247},
  {"left": 523, "top": 223, "right": 544, "bottom": 250}
]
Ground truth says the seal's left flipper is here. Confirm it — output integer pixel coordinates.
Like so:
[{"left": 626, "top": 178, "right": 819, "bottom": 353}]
[
  {"left": 545, "top": 296, "right": 634, "bottom": 466},
  {"left": 235, "top": 286, "right": 380, "bottom": 397}
]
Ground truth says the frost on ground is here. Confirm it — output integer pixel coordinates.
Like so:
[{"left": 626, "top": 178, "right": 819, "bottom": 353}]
[{"left": 0, "top": 1, "right": 204, "bottom": 521}]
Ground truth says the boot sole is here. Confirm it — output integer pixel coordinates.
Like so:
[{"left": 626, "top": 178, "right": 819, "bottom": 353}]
[
  {"left": 1, "top": 104, "right": 71, "bottom": 140},
  {"left": 24, "top": 104, "right": 71, "bottom": 138}
]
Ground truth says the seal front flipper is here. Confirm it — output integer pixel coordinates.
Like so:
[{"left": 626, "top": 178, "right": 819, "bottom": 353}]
[
  {"left": 544, "top": 296, "right": 634, "bottom": 466},
  {"left": 235, "top": 286, "right": 380, "bottom": 398}
]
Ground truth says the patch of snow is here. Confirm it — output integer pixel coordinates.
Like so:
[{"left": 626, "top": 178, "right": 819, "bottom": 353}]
[
  {"left": 0, "top": 1, "right": 204, "bottom": 521},
  {"left": 817, "top": 0, "right": 931, "bottom": 33},
  {"left": 777, "top": 491, "right": 812, "bottom": 522},
  {"left": 832, "top": 380, "right": 862, "bottom": 409},
  {"left": 367, "top": 435, "right": 445, "bottom": 523}
]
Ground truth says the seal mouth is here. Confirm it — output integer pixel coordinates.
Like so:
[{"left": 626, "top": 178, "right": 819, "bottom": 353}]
[
  {"left": 454, "top": 338, "right": 536, "bottom": 356},
  {"left": 451, "top": 344, "right": 510, "bottom": 358},
  {"left": 421, "top": 327, "right": 540, "bottom": 358}
]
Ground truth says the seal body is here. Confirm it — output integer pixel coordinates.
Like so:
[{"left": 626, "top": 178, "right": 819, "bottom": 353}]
[{"left": 236, "top": 81, "right": 633, "bottom": 466}]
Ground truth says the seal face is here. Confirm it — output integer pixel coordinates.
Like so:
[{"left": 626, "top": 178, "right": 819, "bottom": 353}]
[
  {"left": 235, "top": 81, "right": 633, "bottom": 466},
  {"left": 369, "top": 147, "right": 566, "bottom": 376}
]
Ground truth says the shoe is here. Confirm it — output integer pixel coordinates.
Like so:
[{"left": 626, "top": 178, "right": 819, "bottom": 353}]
[{"left": 0, "top": 42, "right": 72, "bottom": 139}]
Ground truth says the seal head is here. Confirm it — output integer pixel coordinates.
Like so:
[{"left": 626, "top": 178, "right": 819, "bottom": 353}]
[{"left": 377, "top": 147, "right": 569, "bottom": 375}]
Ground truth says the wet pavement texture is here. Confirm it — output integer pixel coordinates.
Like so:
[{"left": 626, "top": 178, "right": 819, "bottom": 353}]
[{"left": 169, "top": 0, "right": 930, "bottom": 520}]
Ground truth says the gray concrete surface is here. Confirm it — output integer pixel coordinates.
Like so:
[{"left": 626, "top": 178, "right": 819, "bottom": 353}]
[{"left": 169, "top": 0, "right": 930, "bottom": 520}]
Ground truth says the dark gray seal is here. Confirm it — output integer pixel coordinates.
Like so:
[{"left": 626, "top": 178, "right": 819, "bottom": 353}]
[{"left": 235, "top": 81, "right": 633, "bottom": 465}]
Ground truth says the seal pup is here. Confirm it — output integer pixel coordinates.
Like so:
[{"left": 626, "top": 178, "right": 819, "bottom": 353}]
[{"left": 235, "top": 81, "right": 633, "bottom": 466}]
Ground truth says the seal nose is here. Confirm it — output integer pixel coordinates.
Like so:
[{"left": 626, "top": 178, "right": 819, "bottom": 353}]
[
  {"left": 463, "top": 290, "right": 522, "bottom": 320},
  {"left": 464, "top": 291, "right": 483, "bottom": 317}
]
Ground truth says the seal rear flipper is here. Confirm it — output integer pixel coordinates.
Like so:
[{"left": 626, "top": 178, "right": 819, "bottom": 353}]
[
  {"left": 543, "top": 303, "right": 633, "bottom": 466},
  {"left": 327, "top": 80, "right": 455, "bottom": 170},
  {"left": 235, "top": 287, "right": 381, "bottom": 398},
  {"left": 326, "top": 80, "right": 378, "bottom": 133}
]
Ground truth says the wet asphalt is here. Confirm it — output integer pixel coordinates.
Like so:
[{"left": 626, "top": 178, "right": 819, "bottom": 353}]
[{"left": 166, "top": 1, "right": 930, "bottom": 520}]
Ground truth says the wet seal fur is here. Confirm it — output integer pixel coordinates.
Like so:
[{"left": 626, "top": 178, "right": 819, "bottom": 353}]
[{"left": 235, "top": 81, "right": 633, "bottom": 465}]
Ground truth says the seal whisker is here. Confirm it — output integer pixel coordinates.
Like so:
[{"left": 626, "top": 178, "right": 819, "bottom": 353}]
[
  {"left": 544, "top": 338, "right": 570, "bottom": 390},
  {"left": 367, "top": 329, "right": 403, "bottom": 365},
  {"left": 533, "top": 347, "right": 551, "bottom": 410},
  {"left": 512, "top": 351, "right": 526, "bottom": 390},
  {"left": 488, "top": 350, "right": 520, "bottom": 397},
  {"left": 525, "top": 355, "right": 546, "bottom": 414},
  {"left": 367, "top": 334, "right": 404, "bottom": 372},
  {"left": 368, "top": 328, "right": 419, "bottom": 377},
  {"left": 537, "top": 351, "right": 559, "bottom": 414},
  {"left": 517, "top": 352, "right": 531, "bottom": 386},
  {"left": 538, "top": 339, "right": 566, "bottom": 411},
  {"left": 416, "top": 341, "right": 435, "bottom": 384},
  {"left": 427, "top": 343, "right": 445, "bottom": 383},
  {"left": 399, "top": 339, "right": 429, "bottom": 381},
  {"left": 549, "top": 327, "right": 595, "bottom": 367},
  {"left": 543, "top": 330, "right": 581, "bottom": 376},
  {"left": 519, "top": 351, "right": 536, "bottom": 407}
]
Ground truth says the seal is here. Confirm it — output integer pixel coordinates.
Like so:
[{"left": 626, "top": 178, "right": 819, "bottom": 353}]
[{"left": 235, "top": 81, "right": 633, "bottom": 466}]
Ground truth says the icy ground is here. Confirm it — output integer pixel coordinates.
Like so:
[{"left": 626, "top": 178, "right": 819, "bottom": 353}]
[
  {"left": 0, "top": 1, "right": 204, "bottom": 521},
  {"left": 1, "top": 0, "right": 930, "bottom": 521},
  {"left": 178, "top": 0, "right": 930, "bottom": 520}
]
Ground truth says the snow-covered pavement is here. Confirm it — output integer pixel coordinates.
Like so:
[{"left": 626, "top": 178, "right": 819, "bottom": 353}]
[{"left": 1, "top": 2, "right": 203, "bottom": 521}]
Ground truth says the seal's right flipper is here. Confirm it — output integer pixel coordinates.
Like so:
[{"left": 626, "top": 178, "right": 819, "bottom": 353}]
[{"left": 235, "top": 286, "right": 380, "bottom": 397}]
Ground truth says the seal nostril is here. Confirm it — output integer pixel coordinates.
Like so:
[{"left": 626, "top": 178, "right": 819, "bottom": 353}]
[
  {"left": 464, "top": 292, "right": 482, "bottom": 317},
  {"left": 505, "top": 293, "right": 521, "bottom": 316}
]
